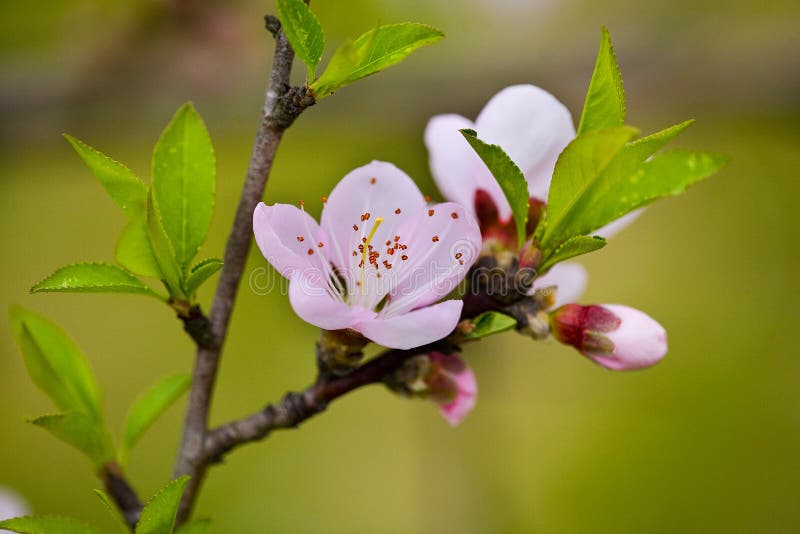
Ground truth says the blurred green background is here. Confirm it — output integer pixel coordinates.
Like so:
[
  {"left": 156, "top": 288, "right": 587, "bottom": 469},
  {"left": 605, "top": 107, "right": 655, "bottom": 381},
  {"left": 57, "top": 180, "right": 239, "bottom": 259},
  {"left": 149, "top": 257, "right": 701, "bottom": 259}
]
[{"left": 1, "top": 0, "right": 799, "bottom": 532}]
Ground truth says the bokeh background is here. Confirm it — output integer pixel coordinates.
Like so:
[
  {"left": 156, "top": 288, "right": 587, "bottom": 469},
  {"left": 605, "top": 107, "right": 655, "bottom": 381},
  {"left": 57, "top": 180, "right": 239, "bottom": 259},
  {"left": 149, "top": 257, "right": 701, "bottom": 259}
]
[{"left": 1, "top": 0, "right": 799, "bottom": 532}]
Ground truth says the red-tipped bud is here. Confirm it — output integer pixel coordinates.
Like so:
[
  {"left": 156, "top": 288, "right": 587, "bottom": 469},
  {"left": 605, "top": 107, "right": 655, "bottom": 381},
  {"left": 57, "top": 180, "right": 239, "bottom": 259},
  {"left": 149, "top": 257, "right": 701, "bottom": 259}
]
[{"left": 550, "top": 304, "right": 667, "bottom": 371}]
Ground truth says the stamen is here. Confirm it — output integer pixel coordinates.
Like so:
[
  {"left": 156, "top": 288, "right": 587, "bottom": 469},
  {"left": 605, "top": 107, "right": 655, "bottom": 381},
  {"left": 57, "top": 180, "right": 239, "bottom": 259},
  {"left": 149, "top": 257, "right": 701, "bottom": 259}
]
[
  {"left": 395, "top": 208, "right": 401, "bottom": 214},
  {"left": 353, "top": 224, "right": 359, "bottom": 231},
  {"left": 451, "top": 212, "right": 459, "bottom": 219},
  {"left": 401, "top": 255, "right": 408, "bottom": 261},
  {"left": 317, "top": 242, "right": 324, "bottom": 248},
  {"left": 428, "top": 209, "right": 435, "bottom": 217},
  {"left": 370, "top": 177, "right": 377, "bottom": 184},
  {"left": 307, "top": 248, "right": 314, "bottom": 255},
  {"left": 360, "top": 217, "right": 385, "bottom": 267},
  {"left": 455, "top": 252, "right": 463, "bottom": 259},
  {"left": 321, "top": 196, "right": 327, "bottom": 203},
  {"left": 432, "top": 235, "right": 439, "bottom": 242},
  {"left": 296, "top": 236, "right": 304, "bottom": 242},
  {"left": 424, "top": 195, "right": 431, "bottom": 202}
]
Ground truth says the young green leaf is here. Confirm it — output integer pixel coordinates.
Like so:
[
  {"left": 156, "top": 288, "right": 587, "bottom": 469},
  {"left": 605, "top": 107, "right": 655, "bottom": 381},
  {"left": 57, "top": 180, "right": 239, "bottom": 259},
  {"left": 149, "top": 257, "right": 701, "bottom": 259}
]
[
  {"left": 64, "top": 134, "right": 147, "bottom": 219},
  {"left": 464, "top": 311, "right": 517, "bottom": 341},
  {"left": 461, "top": 129, "right": 529, "bottom": 248},
  {"left": 9, "top": 307, "right": 104, "bottom": 422},
  {"left": 277, "top": 0, "right": 325, "bottom": 81},
  {"left": 116, "top": 218, "right": 163, "bottom": 278},
  {"left": 119, "top": 373, "right": 191, "bottom": 466},
  {"left": 30, "top": 262, "right": 164, "bottom": 300},
  {"left": 537, "top": 126, "right": 638, "bottom": 253},
  {"left": 93, "top": 489, "right": 129, "bottom": 533},
  {"left": 541, "top": 120, "right": 715, "bottom": 249},
  {"left": 539, "top": 235, "right": 606, "bottom": 273},
  {"left": 151, "top": 103, "right": 215, "bottom": 270},
  {"left": 147, "top": 192, "right": 186, "bottom": 299},
  {"left": 184, "top": 258, "right": 223, "bottom": 296},
  {"left": 29, "top": 412, "right": 115, "bottom": 468},
  {"left": 135, "top": 476, "right": 190, "bottom": 534},
  {"left": 0, "top": 515, "right": 103, "bottom": 534},
  {"left": 175, "top": 519, "right": 211, "bottom": 534},
  {"left": 311, "top": 23, "right": 443, "bottom": 98},
  {"left": 577, "top": 27, "right": 626, "bottom": 135}
]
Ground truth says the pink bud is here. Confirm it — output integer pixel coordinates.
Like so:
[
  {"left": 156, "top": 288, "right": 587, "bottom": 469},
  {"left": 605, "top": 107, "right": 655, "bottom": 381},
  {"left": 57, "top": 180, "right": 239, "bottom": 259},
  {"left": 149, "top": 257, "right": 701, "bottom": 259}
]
[
  {"left": 427, "top": 352, "right": 478, "bottom": 426},
  {"left": 551, "top": 303, "right": 667, "bottom": 371}
]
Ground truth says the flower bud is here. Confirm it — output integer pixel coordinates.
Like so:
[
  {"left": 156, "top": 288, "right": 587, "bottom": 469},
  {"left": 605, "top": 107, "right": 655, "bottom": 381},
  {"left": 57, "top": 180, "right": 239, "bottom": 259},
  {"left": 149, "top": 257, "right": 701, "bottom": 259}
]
[
  {"left": 385, "top": 352, "right": 477, "bottom": 426},
  {"left": 550, "top": 304, "right": 667, "bottom": 370}
]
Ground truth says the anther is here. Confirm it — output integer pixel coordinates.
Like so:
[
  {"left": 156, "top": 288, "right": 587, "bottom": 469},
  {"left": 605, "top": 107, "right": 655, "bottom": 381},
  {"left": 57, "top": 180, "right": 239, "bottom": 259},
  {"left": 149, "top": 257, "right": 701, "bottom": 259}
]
[
  {"left": 428, "top": 209, "right": 435, "bottom": 216},
  {"left": 432, "top": 235, "right": 439, "bottom": 242},
  {"left": 296, "top": 236, "right": 304, "bottom": 242},
  {"left": 451, "top": 212, "right": 459, "bottom": 219},
  {"left": 307, "top": 248, "right": 314, "bottom": 255}
]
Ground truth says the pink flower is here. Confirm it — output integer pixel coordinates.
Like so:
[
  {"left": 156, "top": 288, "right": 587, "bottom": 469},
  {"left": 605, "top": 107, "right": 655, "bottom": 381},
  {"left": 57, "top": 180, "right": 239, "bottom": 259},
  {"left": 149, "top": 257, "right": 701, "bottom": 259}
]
[
  {"left": 425, "top": 84, "right": 642, "bottom": 307},
  {"left": 550, "top": 303, "right": 667, "bottom": 370},
  {"left": 253, "top": 161, "right": 482, "bottom": 350},
  {"left": 426, "top": 352, "right": 478, "bottom": 426}
]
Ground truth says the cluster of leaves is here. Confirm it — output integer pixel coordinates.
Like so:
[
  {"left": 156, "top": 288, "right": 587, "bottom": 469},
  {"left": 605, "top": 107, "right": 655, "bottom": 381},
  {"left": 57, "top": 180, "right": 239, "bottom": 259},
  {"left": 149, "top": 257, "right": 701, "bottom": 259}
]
[
  {"left": 461, "top": 27, "right": 727, "bottom": 272},
  {"left": 31, "top": 104, "right": 222, "bottom": 307},
  {"left": 0, "top": 476, "right": 204, "bottom": 534},
  {"left": 276, "top": 0, "right": 443, "bottom": 99},
  {"left": 7, "top": 307, "right": 194, "bottom": 532}
]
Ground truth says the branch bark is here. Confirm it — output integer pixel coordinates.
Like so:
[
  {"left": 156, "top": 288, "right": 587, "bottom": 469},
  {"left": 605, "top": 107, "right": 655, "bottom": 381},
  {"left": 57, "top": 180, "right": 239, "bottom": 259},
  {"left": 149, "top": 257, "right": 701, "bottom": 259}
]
[
  {"left": 101, "top": 463, "right": 143, "bottom": 530},
  {"left": 203, "top": 341, "right": 450, "bottom": 461},
  {"left": 173, "top": 18, "right": 313, "bottom": 523}
]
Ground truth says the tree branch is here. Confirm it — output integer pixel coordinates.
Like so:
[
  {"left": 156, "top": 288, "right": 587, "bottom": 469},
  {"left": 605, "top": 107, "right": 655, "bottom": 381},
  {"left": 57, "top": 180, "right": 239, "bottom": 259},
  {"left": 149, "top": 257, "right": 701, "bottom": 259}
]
[
  {"left": 203, "top": 341, "right": 451, "bottom": 461},
  {"left": 173, "top": 17, "right": 313, "bottom": 523},
  {"left": 100, "top": 463, "right": 143, "bottom": 530}
]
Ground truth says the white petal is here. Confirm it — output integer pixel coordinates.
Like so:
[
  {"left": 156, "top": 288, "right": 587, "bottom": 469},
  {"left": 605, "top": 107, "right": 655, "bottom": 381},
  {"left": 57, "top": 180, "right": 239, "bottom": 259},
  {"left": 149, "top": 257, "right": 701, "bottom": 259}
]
[
  {"left": 425, "top": 114, "right": 508, "bottom": 220},
  {"left": 475, "top": 84, "right": 575, "bottom": 201}
]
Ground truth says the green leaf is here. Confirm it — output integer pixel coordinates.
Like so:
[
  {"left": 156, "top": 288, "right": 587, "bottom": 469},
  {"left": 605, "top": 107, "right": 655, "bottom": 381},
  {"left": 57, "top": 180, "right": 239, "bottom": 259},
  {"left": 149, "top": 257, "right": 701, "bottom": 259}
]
[
  {"left": 184, "top": 258, "right": 223, "bottom": 296},
  {"left": 460, "top": 129, "right": 529, "bottom": 248},
  {"left": 464, "top": 312, "right": 517, "bottom": 341},
  {"left": 93, "top": 489, "right": 129, "bottom": 533},
  {"left": 277, "top": 0, "right": 325, "bottom": 81},
  {"left": 0, "top": 515, "right": 103, "bottom": 534},
  {"left": 577, "top": 27, "right": 626, "bottom": 135},
  {"left": 151, "top": 103, "right": 215, "bottom": 270},
  {"left": 147, "top": 191, "right": 186, "bottom": 299},
  {"left": 311, "top": 23, "right": 443, "bottom": 98},
  {"left": 119, "top": 373, "right": 191, "bottom": 466},
  {"left": 541, "top": 120, "right": 713, "bottom": 251},
  {"left": 30, "top": 412, "right": 115, "bottom": 467},
  {"left": 9, "top": 307, "right": 104, "bottom": 422},
  {"left": 174, "top": 519, "right": 211, "bottom": 534},
  {"left": 539, "top": 235, "right": 606, "bottom": 273},
  {"left": 538, "top": 126, "right": 638, "bottom": 253},
  {"left": 30, "top": 262, "right": 164, "bottom": 299},
  {"left": 64, "top": 134, "right": 147, "bottom": 219},
  {"left": 135, "top": 476, "right": 190, "bottom": 534},
  {"left": 116, "top": 217, "right": 163, "bottom": 278}
]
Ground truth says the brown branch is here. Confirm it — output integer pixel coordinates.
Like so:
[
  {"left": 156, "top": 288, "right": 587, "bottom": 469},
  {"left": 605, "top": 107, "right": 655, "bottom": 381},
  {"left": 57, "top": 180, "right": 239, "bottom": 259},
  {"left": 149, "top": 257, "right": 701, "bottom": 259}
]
[
  {"left": 203, "top": 341, "right": 450, "bottom": 461},
  {"left": 100, "top": 463, "right": 143, "bottom": 530},
  {"left": 172, "top": 16, "right": 313, "bottom": 523}
]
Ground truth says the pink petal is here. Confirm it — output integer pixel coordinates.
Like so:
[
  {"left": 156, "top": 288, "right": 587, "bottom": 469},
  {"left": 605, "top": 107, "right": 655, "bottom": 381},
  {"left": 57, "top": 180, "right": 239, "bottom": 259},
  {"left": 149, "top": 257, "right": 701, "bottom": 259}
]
[
  {"left": 0, "top": 486, "right": 28, "bottom": 525},
  {"left": 320, "top": 161, "right": 426, "bottom": 307},
  {"left": 288, "top": 274, "right": 372, "bottom": 331},
  {"left": 429, "top": 352, "right": 478, "bottom": 427},
  {"left": 425, "top": 114, "right": 508, "bottom": 221},
  {"left": 253, "top": 202, "right": 324, "bottom": 279},
  {"left": 354, "top": 300, "right": 463, "bottom": 350},
  {"left": 588, "top": 304, "right": 668, "bottom": 371},
  {"left": 596, "top": 208, "right": 645, "bottom": 239},
  {"left": 533, "top": 262, "right": 588, "bottom": 308},
  {"left": 383, "top": 202, "right": 482, "bottom": 316},
  {"left": 475, "top": 85, "right": 575, "bottom": 201}
]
